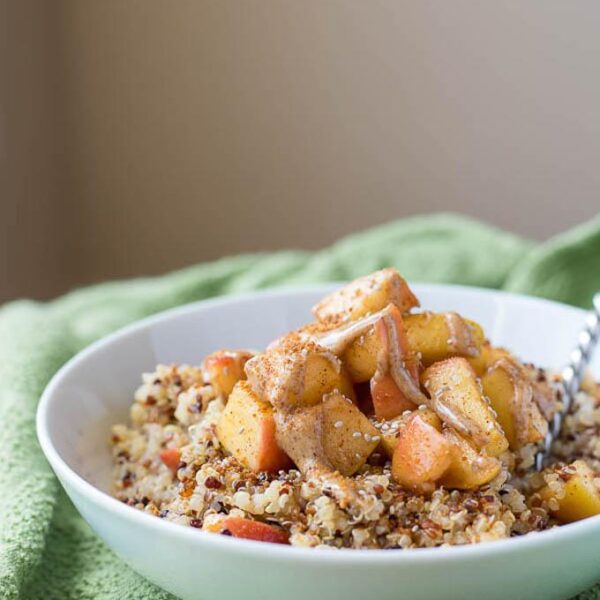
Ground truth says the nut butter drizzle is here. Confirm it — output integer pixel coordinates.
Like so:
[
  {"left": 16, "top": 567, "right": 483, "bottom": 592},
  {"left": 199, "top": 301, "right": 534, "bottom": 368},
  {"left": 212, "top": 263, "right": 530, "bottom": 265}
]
[
  {"left": 378, "top": 310, "right": 426, "bottom": 405},
  {"left": 444, "top": 312, "right": 479, "bottom": 357},
  {"left": 245, "top": 306, "right": 429, "bottom": 505},
  {"left": 310, "top": 308, "right": 389, "bottom": 355},
  {"left": 245, "top": 343, "right": 349, "bottom": 488},
  {"left": 275, "top": 407, "right": 358, "bottom": 507},
  {"left": 245, "top": 342, "right": 340, "bottom": 410},
  {"left": 247, "top": 308, "right": 489, "bottom": 482},
  {"left": 311, "top": 305, "right": 426, "bottom": 405},
  {"left": 498, "top": 358, "right": 548, "bottom": 446}
]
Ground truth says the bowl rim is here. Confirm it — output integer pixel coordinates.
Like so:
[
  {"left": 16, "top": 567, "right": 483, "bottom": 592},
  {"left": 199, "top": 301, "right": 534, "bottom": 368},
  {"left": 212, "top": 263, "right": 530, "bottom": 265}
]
[{"left": 36, "top": 282, "right": 600, "bottom": 565}]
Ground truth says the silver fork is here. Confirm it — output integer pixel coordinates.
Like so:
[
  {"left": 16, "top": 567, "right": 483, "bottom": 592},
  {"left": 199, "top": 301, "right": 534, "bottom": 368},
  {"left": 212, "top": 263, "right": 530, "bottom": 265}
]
[{"left": 535, "top": 292, "right": 600, "bottom": 471}]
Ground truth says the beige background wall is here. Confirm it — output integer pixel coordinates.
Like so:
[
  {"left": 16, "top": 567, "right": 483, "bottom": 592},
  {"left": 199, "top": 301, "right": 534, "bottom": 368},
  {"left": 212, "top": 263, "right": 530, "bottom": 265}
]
[{"left": 2, "top": 1, "right": 599, "bottom": 302}]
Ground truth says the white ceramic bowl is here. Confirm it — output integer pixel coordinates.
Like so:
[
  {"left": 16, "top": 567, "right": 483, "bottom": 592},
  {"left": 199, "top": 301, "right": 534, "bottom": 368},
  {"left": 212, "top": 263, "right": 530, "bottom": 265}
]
[{"left": 37, "top": 284, "right": 600, "bottom": 600}]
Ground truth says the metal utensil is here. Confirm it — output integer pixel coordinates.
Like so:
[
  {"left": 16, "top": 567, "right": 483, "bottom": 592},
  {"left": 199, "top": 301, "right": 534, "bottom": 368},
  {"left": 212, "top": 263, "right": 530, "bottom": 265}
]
[{"left": 535, "top": 293, "right": 600, "bottom": 471}]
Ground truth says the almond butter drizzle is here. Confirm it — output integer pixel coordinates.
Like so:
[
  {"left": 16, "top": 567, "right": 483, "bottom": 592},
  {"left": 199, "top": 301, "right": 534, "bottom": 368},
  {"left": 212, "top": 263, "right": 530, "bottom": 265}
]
[
  {"left": 444, "top": 312, "right": 479, "bottom": 357},
  {"left": 247, "top": 310, "right": 487, "bottom": 480},
  {"left": 496, "top": 358, "right": 548, "bottom": 446},
  {"left": 310, "top": 308, "right": 389, "bottom": 354},
  {"left": 377, "top": 311, "right": 426, "bottom": 405},
  {"left": 245, "top": 342, "right": 343, "bottom": 481},
  {"left": 310, "top": 305, "right": 426, "bottom": 405},
  {"left": 245, "top": 343, "right": 340, "bottom": 412},
  {"left": 244, "top": 307, "right": 422, "bottom": 502}
]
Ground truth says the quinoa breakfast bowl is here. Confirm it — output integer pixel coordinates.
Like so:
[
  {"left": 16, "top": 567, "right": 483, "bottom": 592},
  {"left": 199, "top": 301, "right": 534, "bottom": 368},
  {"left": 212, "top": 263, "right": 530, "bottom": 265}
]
[{"left": 37, "top": 275, "right": 600, "bottom": 600}]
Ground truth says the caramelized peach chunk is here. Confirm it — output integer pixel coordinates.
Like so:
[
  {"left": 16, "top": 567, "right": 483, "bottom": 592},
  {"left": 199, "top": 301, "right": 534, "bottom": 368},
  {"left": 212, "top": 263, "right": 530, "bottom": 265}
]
[
  {"left": 539, "top": 461, "right": 600, "bottom": 523},
  {"left": 481, "top": 357, "right": 548, "bottom": 450},
  {"left": 368, "top": 307, "right": 420, "bottom": 418},
  {"left": 404, "top": 312, "right": 485, "bottom": 367},
  {"left": 245, "top": 343, "right": 354, "bottom": 409},
  {"left": 421, "top": 357, "right": 508, "bottom": 457},
  {"left": 303, "top": 353, "right": 356, "bottom": 406},
  {"left": 467, "top": 343, "right": 511, "bottom": 377},
  {"left": 371, "top": 374, "right": 416, "bottom": 421},
  {"left": 203, "top": 349, "right": 255, "bottom": 398},
  {"left": 159, "top": 448, "right": 181, "bottom": 473},
  {"left": 208, "top": 516, "right": 290, "bottom": 544},
  {"left": 439, "top": 428, "right": 502, "bottom": 489},
  {"left": 271, "top": 392, "right": 378, "bottom": 477},
  {"left": 322, "top": 392, "right": 380, "bottom": 476},
  {"left": 379, "top": 409, "right": 441, "bottom": 459},
  {"left": 217, "top": 382, "right": 292, "bottom": 472},
  {"left": 343, "top": 327, "right": 379, "bottom": 383},
  {"left": 342, "top": 305, "right": 422, "bottom": 412},
  {"left": 313, "top": 268, "right": 419, "bottom": 325},
  {"left": 391, "top": 414, "right": 451, "bottom": 493}
]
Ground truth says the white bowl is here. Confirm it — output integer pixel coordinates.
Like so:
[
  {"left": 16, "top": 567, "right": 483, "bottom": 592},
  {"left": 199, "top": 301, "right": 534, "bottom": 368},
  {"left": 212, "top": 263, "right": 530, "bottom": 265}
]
[{"left": 37, "top": 284, "right": 600, "bottom": 600}]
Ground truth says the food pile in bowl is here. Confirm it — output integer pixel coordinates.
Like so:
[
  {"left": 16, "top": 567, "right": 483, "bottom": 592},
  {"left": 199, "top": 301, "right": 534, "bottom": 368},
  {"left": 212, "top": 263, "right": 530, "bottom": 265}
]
[{"left": 111, "top": 269, "right": 600, "bottom": 548}]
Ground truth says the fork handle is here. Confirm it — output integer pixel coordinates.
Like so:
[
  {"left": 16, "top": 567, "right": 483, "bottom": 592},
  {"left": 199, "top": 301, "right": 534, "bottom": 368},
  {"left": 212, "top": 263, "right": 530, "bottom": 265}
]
[{"left": 535, "top": 293, "right": 600, "bottom": 471}]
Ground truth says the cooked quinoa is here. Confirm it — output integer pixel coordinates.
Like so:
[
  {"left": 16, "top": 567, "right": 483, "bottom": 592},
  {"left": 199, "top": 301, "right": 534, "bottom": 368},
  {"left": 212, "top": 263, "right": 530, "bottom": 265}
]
[
  {"left": 110, "top": 366, "right": 599, "bottom": 549},
  {"left": 111, "top": 271, "right": 600, "bottom": 549}
]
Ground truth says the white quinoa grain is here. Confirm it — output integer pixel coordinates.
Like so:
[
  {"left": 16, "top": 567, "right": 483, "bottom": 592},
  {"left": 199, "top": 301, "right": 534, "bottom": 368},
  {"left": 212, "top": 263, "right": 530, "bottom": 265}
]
[{"left": 112, "top": 361, "right": 600, "bottom": 551}]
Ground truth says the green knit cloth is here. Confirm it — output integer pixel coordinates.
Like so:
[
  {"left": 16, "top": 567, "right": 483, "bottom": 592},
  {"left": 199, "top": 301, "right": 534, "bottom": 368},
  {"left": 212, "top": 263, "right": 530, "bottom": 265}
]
[{"left": 1, "top": 213, "right": 599, "bottom": 600}]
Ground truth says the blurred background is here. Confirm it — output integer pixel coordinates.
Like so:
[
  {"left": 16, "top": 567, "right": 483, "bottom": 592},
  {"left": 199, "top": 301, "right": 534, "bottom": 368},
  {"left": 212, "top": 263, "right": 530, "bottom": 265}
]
[{"left": 2, "top": 1, "right": 599, "bottom": 303}]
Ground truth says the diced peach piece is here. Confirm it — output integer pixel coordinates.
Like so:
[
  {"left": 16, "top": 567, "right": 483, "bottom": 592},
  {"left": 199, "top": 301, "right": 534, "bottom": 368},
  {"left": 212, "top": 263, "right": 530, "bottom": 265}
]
[
  {"left": 421, "top": 358, "right": 508, "bottom": 457},
  {"left": 467, "top": 343, "right": 511, "bottom": 377},
  {"left": 439, "top": 429, "right": 502, "bottom": 490},
  {"left": 159, "top": 448, "right": 181, "bottom": 473},
  {"left": 217, "top": 517, "right": 290, "bottom": 544},
  {"left": 313, "top": 268, "right": 419, "bottom": 325},
  {"left": 404, "top": 312, "right": 485, "bottom": 367},
  {"left": 481, "top": 360, "right": 517, "bottom": 445},
  {"left": 322, "top": 392, "right": 379, "bottom": 476},
  {"left": 203, "top": 350, "right": 255, "bottom": 398},
  {"left": 379, "top": 409, "right": 442, "bottom": 458},
  {"left": 303, "top": 353, "right": 356, "bottom": 406},
  {"left": 379, "top": 422, "right": 401, "bottom": 459},
  {"left": 245, "top": 346, "right": 354, "bottom": 409},
  {"left": 368, "top": 306, "right": 422, "bottom": 419},
  {"left": 343, "top": 304, "right": 421, "bottom": 391},
  {"left": 217, "top": 382, "right": 292, "bottom": 472},
  {"left": 343, "top": 326, "right": 379, "bottom": 383},
  {"left": 481, "top": 357, "right": 547, "bottom": 450},
  {"left": 391, "top": 414, "right": 451, "bottom": 493},
  {"left": 371, "top": 374, "right": 416, "bottom": 421},
  {"left": 540, "top": 461, "right": 600, "bottom": 524}
]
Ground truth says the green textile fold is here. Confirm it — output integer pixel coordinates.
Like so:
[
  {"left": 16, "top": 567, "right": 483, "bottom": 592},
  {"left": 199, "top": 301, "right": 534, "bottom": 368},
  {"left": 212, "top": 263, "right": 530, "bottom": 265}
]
[{"left": 1, "top": 212, "right": 598, "bottom": 600}]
